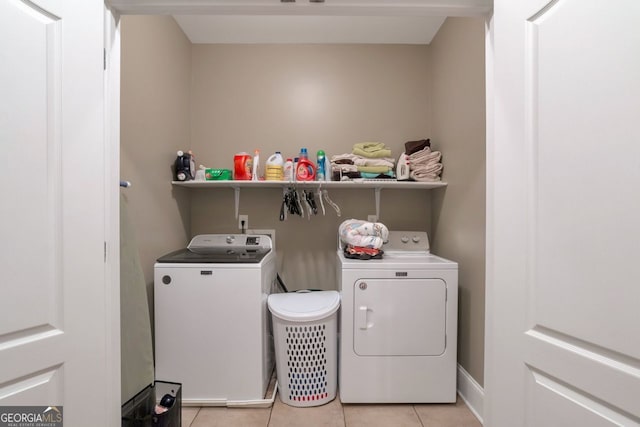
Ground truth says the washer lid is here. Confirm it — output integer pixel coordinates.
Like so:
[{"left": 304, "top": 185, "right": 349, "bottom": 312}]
[{"left": 268, "top": 291, "right": 340, "bottom": 322}]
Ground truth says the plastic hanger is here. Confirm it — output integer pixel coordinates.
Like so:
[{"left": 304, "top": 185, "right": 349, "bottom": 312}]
[
  {"left": 316, "top": 186, "right": 326, "bottom": 215},
  {"left": 322, "top": 190, "right": 341, "bottom": 217}
]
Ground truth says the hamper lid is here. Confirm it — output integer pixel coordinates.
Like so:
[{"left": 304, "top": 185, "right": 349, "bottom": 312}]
[{"left": 268, "top": 290, "right": 340, "bottom": 322}]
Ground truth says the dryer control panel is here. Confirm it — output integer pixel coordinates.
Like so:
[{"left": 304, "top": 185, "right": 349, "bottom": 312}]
[{"left": 382, "top": 231, "right": 430, "bottom": 254}]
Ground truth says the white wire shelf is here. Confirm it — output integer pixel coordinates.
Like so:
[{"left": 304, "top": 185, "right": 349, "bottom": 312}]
[{"left": 171, "top": 180, "right": 446, "bottom": 190}]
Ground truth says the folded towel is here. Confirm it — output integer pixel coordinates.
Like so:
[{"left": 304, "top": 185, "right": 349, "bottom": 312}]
[
  {"left": 331, "top": 163, "right": 360, "bottom": 181},
  {"left": 332, "top": 153, "right": 395, "bottom": 167},
  {"left": 331, "top": 163, "right": 358, "bottom": 173},
  {"left": 412, "top": 162, "right": 443, "bottom": 174},
  {"left": 353, "top": 142, "right": 387, "bottom": 153},
  {"left": 353, "top": 157, "right": 395, "bottom": 168},
  {"left": 408, "top": 147, "right": 442, "bottom": 165},
  {"left": 331, "top": 153, "right": 358, "bottom": 163},
  {"left": 334, "top": 158, "right": 355, "bottom": 165},
  {"left": 410, "top": 163, "right": 443, "bottom": 182},
  {"left": 352, "top": 142, "right": 392, "bottom": 159},
  {"left": 360, "top": 172, "right": 396, "bottom": 179},
  {"left": 405, "top": 139, "right": 431, "bottom": 155},
  {"left": 332, "top": 170, "right": 362, "bottom": 181},
  {"left": 409, "top": 172, "right": 442, "bottom": 182},
  {"left": 353, "top": 147, "right": 392, "bottom": 158},
  {"left": 356, "top": 165, "right": 392, "bottom": 174}
]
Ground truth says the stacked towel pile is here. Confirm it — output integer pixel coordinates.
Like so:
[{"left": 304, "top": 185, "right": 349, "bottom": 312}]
[
  {"left": 405, "top": 139, "right": 443, "bottom": 182},
  {"left": 331, "top": 142, "right": 396, "bottom": 181}
]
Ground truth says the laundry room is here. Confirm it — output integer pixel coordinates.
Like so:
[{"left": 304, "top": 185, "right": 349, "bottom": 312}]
[{"left": 118, "top": 6, "right": 486, "bottom": 426}]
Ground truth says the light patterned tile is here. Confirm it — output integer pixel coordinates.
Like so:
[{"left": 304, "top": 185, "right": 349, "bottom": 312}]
[
  {"left": 414, "top": 398, "right": 482, "bottom": 427},
  {"left": 268, "top": 393, "right": 345, "bottom": 427},
  {"left": 191, "top": 406, "right": 271, "bottom": 427},
  {"left": 342, "top": 404, "right": 422, "bottom": 427},
  {"left": 181, "top": 407, "right": 200, "bottom": 427}
]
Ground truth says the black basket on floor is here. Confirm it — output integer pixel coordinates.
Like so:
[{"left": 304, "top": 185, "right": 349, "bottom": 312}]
[{"left": 122, "top": 381, "right": 182, "bottom": 427}]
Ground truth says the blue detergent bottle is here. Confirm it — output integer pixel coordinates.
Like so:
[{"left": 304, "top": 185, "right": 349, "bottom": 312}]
[{"left": 316, "top": 150, "right": 326, "bottom": 181}]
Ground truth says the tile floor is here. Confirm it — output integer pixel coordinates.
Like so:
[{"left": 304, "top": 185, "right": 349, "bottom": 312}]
[{"left": 181, "top": 394, "right": 482, "bottom": 427}]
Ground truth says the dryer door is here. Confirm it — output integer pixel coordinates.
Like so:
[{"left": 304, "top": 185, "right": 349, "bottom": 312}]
[{"left": 353, "top": 278, "right": 446, "bottom": 356}]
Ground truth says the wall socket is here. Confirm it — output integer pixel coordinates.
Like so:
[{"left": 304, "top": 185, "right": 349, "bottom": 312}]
[
  {"left": 368, "top": 214, "right": 378, "bottom": 222},
  {"left": 238, "top": 214, "right": 248, "bottom": 230}
]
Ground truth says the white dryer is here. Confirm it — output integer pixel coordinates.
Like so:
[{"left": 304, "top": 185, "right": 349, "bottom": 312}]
[
  {"left": 154, "top": 234, "right": 276, "bottom": 406},
  {"left": 337, "top": 231, "right": 458, "bottom": 403}
]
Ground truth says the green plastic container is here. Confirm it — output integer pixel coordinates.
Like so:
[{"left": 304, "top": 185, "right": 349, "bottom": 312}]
[{"left": 205, "top": 169, "right": 232, "bottom": 180}]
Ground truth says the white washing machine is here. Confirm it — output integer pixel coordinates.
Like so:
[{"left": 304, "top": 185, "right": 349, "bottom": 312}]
[
  {"left": 337, "top": 231, "right": 458, "bottom": 403},
  {"left": 154, "top": 234, "right": 276, "bottom": 406}
]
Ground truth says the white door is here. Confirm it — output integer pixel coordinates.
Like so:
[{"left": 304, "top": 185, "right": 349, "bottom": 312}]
[
  {"left": 0, "top": 0, "right": 119, "bottom": 424},
  {"left": 486, "top": 0, "right": 640, "bottom": 425}
]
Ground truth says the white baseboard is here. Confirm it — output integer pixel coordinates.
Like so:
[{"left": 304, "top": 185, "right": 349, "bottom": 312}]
[{"left": 457, "top": 364, "right": 484, "bottom": 425}]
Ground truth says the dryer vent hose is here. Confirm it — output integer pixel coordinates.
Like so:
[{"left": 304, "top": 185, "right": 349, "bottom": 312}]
[{"left": 276, "top": 273, "right": 289, "bottom": 293}]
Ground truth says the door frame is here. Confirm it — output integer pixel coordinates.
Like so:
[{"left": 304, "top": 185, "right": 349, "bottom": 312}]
[
  {"left": 104, "top": 3, "right": 122, "bottom": 424},
  {"left": 482, "top": 10, "right": 495, "bottom": 426},
  {"left": 103, "top": 1, "right": 494, "bottom": 421}
]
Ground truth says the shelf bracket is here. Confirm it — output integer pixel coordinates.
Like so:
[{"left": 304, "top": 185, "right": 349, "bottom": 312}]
[
  {"left": 233, "top": 186, "right": 240, "bottom": 219},
  {"left": 374, "top": 187, "right": 381, "bottom": 220}
]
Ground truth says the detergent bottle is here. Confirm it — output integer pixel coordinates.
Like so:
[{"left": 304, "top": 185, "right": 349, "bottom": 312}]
[
  {"left": 296, "top": 158, "right": 316, "bottom": 181},
  {"left": 316, "top": 150, "right": 326, "bottom": 181},
  {"left": 234, "top": 152, "right": 253, "bottom": 180},
  {"left": 265, "top": 151, "right": 284, "bottom": 181}
]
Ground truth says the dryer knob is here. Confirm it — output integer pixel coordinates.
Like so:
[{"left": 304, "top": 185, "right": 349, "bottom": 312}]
[
  {"left": 226, "top": 235, "right": 235, "bottom": 244},
  {"left": 412, "top": 235, "right": 421, "bottom": 243},
  {"left": 401, "top": 236, "right": 409, "bottom": 243}
]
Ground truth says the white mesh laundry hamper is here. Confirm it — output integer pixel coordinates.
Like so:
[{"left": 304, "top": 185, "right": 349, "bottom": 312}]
[{"left": 267, "top": 291, "right": 340, "bottom": 407}]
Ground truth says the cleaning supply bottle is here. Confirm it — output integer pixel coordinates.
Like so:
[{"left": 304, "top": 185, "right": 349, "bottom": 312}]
[
  {"left": 234, "top": 152, "right": 253, "bottom": 180},
  {"left": 284, "top": 158, "right": 294, "bottom": 181},
  {"left": 296, "top": 158, "right": 316, "bottom": 181},
  {"left": 316, "top": 150, "right": 326, "bottom": 181},
  {"left": 266, "top": 151, "right": 284, "bottom": 181},
  {"left": 252, "top": 149, "right": 260, "bottom": 181}
]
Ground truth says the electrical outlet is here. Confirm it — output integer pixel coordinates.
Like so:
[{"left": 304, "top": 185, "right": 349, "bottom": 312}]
[
  {"left": 238, "top": 214, "right": 248, "bottom": 230},
  {"left": 248, "top": 229, "right": 276, "bottom": 250},
  {"left": 368, "top": 214, "right": 378, "bottom": 222}
]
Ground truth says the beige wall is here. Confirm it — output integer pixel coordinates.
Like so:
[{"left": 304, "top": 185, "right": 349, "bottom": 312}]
[
  {"left": 430, "top": 17, "right": 486, "bottom": 386},
  {"left": 120, "top": 15, "right": 192, "bottom": 310},
  {"left": 190, "top": 44, "right": 434, "bottom": 290},
  {"left": 120, "top": 18, "right": 486, "bottom": 388}
]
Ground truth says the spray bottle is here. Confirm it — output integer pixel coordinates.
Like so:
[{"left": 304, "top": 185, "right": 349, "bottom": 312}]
[{"left": 252, "top": 149, "right": 260, "bottom": 181}]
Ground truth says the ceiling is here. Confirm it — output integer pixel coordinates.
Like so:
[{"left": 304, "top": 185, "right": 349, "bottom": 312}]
[
  {"left": 173, "top": 14, "right": 447, "bottom": 44},
  {"left": 109, "top": 0, "right": 492, "bottom": 45}
]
